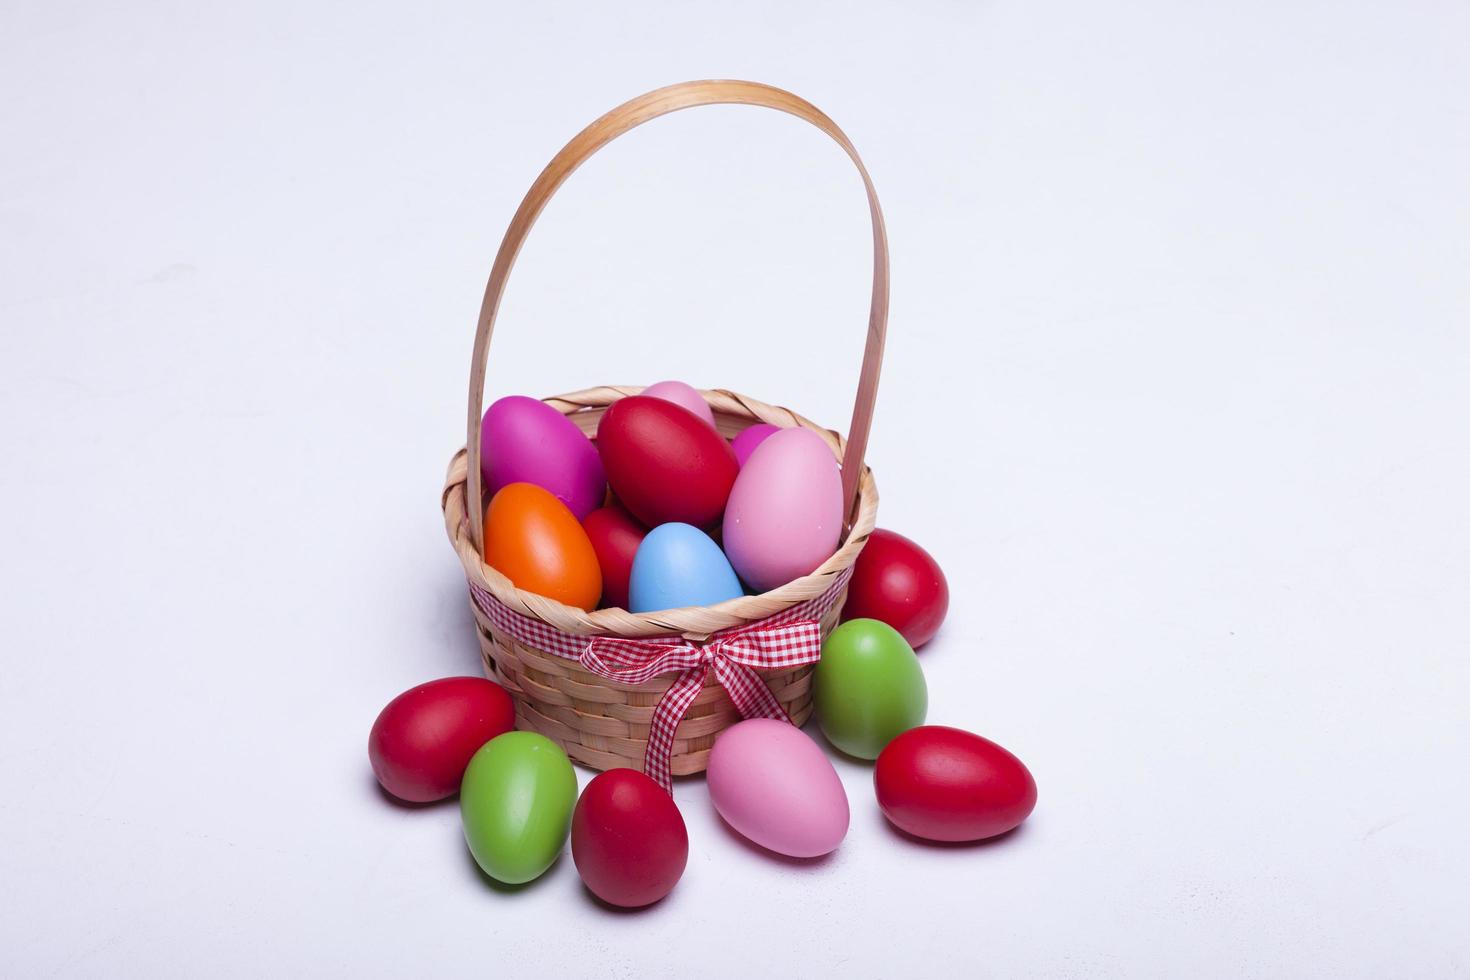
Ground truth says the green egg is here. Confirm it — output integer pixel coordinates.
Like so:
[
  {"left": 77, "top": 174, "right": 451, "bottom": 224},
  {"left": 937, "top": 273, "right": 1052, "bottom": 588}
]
[
  {"left": 814, "top": 618, "right": 928, "bottom": 759},
  {"left": 460, "top": 731, "right": 577, "bottom": 885}
]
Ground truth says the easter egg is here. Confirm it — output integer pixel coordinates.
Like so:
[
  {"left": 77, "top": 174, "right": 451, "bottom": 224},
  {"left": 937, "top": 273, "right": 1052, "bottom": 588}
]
[
  {"left": 628, "top": 523, "right": 744, "bottom": 613},
  {"left": 723, "top": 427, "right": 843, "bottom": 593},
  {"left": 482, "top": 483, "right": 602, "bottom": 610},
  {"left": 814, "top": 619, "right": 927, "bottom": 759},
  {"left": 582, "top": 503, "right": 647, "bottom": 610},
  {"left": 641, "top": 380, "right": 716, "bottom": 427},
  {"left": 480, "top": 395, "right": 606, "bottom": 519},
  {"left": 571, "top": 769, "right": 688, "bottom": 907},
  {"left": 368, "top": 677, "right": 516, "bottom": 803},
  {"left": 875, "top": 726, "right": 1037, "bottom": 842},
  {"left": 841, "top": 529, "right": 950, "bottom": 648},
  {"left": 707, "top": 718, "right": 849, "bottom": 858},
  {"left": 730, "top": 423, "right": 779, "bottom": 467},
  {"left": 597, "top": 396, "right": 739, "bottom": 529},
  {"left": 460, "top": 732, "right": 577, "bottom": 884}
]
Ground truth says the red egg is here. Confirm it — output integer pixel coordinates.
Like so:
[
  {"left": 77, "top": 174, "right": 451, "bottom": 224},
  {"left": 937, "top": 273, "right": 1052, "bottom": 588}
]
[
  {"left": 875, "top": 726, "right": 1037, "bottom": 842},
  {"left": 842, "top": 528, "right": 950, "bottom": 648},
  {"left": 368, "top": 677, "right": 516, "bottom": 803},
  {"left": 596, "top": 396, "right": 739, "bottom": 529},
  {"left": 582, "top": 502, "right": 648, "bottom": 610},
  {"left": 571, "top": 769, "right": 688, "bottom": 907}
]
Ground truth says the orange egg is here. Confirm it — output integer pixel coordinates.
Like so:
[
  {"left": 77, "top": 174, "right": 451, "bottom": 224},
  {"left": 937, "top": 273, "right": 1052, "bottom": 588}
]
[{"left": 482, "top": 483, "right": 603, "bottom": 610}]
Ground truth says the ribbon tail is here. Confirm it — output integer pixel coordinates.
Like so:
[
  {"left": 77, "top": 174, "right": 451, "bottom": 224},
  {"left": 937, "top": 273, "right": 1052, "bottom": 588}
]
[
  {"left": 712, "top": 657, "right": 790, "bottom": 724},
  {"left": 642, "top": 661, "right": 710, "bottom": 794}
]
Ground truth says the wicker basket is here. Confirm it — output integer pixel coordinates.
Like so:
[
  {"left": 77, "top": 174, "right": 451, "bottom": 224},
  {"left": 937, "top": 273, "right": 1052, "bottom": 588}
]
[{"left": 442, "top": 80, "right": 890, "bottom": 779}]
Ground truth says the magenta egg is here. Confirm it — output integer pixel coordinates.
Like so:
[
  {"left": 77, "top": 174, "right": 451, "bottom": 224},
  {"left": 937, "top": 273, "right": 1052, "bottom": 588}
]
[
  {"left": 707, "top": 718, "right": 849, "bottom": 858},
  {"left": 480, "top": 396, "right": 606, "bottom": 519},
  {"left": 731, "top": 423, "right": 779, "bottom": 467}
]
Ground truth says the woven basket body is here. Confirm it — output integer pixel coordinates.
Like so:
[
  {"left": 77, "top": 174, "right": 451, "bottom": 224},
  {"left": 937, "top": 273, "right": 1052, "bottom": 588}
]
[
  {"left": 443, "top": 387, "right": 878, "bottom": 775},
  {"left": 444, "top": 80, "right": 891, "bottom": 779}
]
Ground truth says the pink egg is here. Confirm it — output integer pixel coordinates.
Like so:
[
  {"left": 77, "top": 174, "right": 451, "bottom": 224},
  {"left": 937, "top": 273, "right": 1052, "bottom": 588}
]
[
  {"left": 722, "top": 427, "right": 843, "bottom": 592},
  {"left": 707, "top": 718, "right": 849, "bottom": 858},
  {"left": 731, "top": 423, "right": 779, "bottom": 467},
  {"left": 641, "top": 380, "right": 716, "bottom": 428}
]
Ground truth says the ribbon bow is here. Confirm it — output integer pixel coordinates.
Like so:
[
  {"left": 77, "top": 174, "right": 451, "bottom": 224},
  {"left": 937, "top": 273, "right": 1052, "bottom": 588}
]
[
  {"left": 581, "top": 619, "right": 824, "bottom": 792},
  {"left": 467, "top": 571, "right": 848, "bottom": 793}
]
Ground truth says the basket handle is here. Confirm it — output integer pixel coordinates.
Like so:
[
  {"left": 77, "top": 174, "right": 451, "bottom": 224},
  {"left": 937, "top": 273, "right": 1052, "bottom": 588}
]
[{"left": 466, "top": 79, "right": 890, "bottom": 550}]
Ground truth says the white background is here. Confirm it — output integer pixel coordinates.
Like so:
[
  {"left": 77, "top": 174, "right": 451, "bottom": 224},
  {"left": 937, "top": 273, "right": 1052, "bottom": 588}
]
[{"left": 3, "top": 1, "right": 1467, "bottom": 976}]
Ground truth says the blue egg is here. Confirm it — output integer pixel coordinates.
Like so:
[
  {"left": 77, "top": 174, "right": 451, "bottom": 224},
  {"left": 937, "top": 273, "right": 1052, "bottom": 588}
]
[{"left": 628, "top": 523, "right": 745, "bottom": 613}]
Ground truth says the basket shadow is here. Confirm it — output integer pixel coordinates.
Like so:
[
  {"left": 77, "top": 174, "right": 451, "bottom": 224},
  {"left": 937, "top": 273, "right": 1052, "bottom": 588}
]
[{"left": 443, "top": 578, "right": 489, "bottom": 675}]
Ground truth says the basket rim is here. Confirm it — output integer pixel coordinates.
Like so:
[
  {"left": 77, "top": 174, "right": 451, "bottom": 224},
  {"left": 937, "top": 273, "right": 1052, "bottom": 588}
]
[{"left": 443, "top": 384, "right": 878, "bottom": 640}]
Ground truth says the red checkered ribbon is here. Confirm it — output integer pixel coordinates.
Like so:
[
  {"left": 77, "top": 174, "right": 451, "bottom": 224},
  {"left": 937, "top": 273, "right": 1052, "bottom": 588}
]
[{"left": 469, "top": 570, "right": 851, "bottom": 793}]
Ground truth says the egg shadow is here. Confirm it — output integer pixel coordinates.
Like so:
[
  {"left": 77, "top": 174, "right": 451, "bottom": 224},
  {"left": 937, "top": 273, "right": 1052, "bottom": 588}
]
[
  {"left": 875, "top": 811, "right": 1030, "bottom": 851},
  {"left": 800, "top": 721, "right": 878, "bottom": 772},
  {"left": 912, "top": 630, "right": 944, "bottom": 657},
  {"left": 579, "top": 883, "right": 677, "bottom": 917},
  {"left": 713, "top": 812, "right": 837, "bottom": 869},
  {"left": 461, "top": 845, "right": 565, "bottom": 895},
  {"left": 370, "top": 774, "right": 455, "bottom": 811}
]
